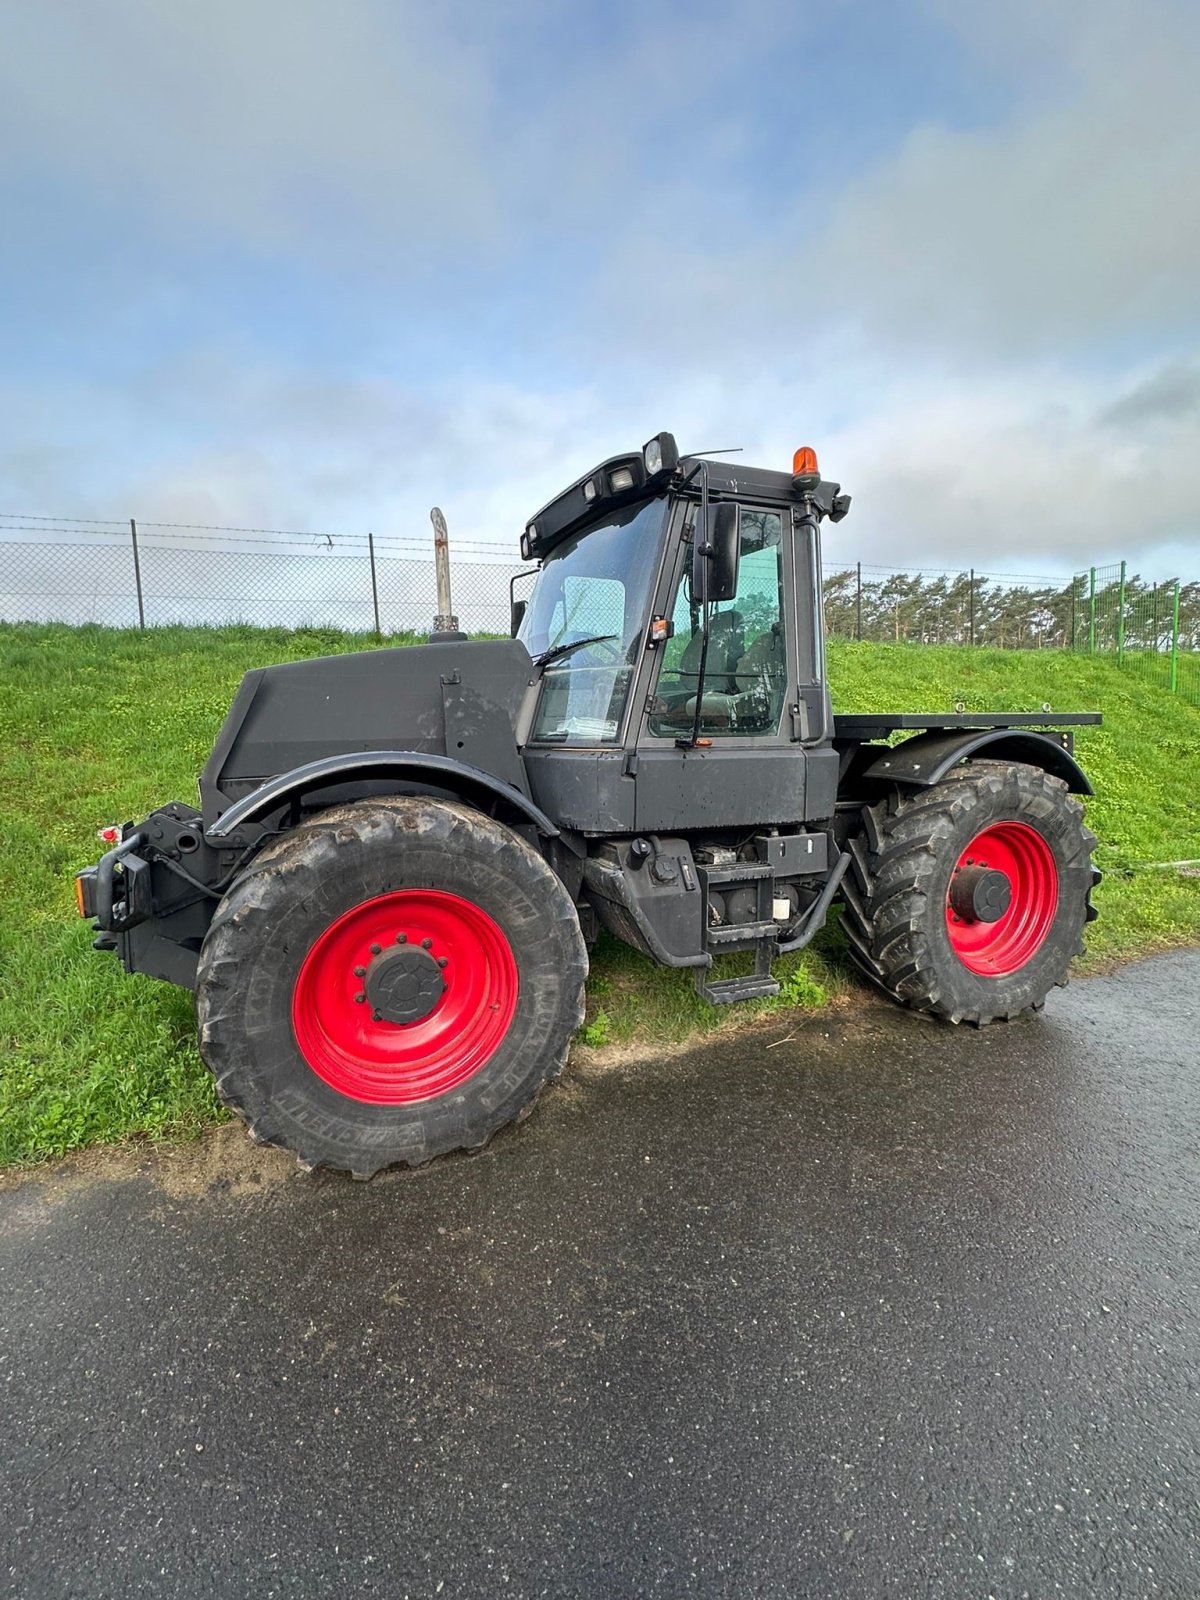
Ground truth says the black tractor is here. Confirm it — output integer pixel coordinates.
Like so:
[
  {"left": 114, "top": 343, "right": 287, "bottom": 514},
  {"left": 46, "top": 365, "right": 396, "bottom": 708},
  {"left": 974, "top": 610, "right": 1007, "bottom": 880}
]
[{"left": 77, "top": 434, "right": 1101, "bottom": 1176}]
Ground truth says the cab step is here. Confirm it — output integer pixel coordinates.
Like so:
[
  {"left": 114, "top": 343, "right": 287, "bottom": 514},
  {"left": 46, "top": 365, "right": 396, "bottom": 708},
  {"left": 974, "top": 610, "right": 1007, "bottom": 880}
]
[
  {"left": 693, "top": 934, "right": 780, "bottom": 1005},
  {"left": 697, "top": 862, "right": 775, "bottom": 887},
  {"left": 705, "top": 919, "right": 784, "bottom": 946},
  {"left": 694, "top": 971, "right": 781, "bottom": 1005}
]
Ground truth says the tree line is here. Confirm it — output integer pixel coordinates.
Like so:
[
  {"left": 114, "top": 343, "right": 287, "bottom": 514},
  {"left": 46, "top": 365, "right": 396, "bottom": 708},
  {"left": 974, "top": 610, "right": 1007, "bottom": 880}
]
[{"left": 822, "top": 568, "right": 1200, "bottom": 653}]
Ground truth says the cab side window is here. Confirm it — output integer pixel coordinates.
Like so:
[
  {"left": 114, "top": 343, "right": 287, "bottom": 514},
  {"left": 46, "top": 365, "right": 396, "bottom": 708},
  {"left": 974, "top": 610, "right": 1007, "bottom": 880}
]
[{"left": 649, "top": 510, "right": 787, "bottom": 738}]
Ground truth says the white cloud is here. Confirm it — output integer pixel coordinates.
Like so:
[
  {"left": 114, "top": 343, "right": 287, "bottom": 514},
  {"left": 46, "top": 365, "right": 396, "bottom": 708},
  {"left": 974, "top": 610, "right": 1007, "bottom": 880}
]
[
  {"left": 590, "top": 0, "right": 1200, "bottom": 363},
  {"left": 817, "top": 359, "right": 1200, "bottom": 578},
  {"left": 0, "top": 1, "right": 501, "bottom": 259},
  {"left": 816, "top": 17, "right": 1200, "bottom": 356},
  {"left": 0, "top": 0, "right": 812, "bottom": 270}
]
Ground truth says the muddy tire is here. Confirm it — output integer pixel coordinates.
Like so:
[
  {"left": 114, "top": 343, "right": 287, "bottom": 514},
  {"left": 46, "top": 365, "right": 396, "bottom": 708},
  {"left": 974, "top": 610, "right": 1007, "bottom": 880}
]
[
  {"left": 195, "top": 797, "right": 588, "bottom": 1176},
  {"left": 841, "top": 760, "right": 1100, "bottom": 1026}
]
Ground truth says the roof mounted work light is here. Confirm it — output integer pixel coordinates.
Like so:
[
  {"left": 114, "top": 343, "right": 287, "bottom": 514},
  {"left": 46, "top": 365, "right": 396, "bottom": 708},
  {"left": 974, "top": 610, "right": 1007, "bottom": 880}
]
[{"left": 643, "top": 432, "right": 679, "bottom": 477}]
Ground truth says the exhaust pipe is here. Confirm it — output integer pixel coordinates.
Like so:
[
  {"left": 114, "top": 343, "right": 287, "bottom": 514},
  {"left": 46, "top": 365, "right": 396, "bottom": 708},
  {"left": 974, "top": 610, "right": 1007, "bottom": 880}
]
[{"left": 429, "top": 506, "right": 466, "bottom": 642}]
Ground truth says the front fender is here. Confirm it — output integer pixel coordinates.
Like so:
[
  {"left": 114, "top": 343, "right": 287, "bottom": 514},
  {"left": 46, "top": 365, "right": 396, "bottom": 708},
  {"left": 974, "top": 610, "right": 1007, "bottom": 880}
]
[
  {"left": 863, "top": 729, "right": 1093, "bottom": 794},
  {"left": 205, "top": 751, "right": 560, "bottom": 841}
]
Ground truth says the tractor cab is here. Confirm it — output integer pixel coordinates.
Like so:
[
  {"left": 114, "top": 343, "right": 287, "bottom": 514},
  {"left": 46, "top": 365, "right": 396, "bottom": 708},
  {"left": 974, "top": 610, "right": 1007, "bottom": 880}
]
[{"left": 513, "top": 433, "right": 851, "bottom": 835}]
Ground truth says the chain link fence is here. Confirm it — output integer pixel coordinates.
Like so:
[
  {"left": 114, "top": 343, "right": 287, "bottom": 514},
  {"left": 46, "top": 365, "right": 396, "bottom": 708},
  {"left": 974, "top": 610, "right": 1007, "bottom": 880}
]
[
  {"left": 2, "top": 514, "right": 1196, "bottom": 705},
  {"left": 0, "top": 515, "right": 530, "bottom": 637}
]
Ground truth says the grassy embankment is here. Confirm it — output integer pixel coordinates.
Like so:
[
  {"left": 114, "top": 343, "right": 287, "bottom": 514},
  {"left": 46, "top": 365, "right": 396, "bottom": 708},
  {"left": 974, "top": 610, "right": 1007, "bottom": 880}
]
[{"left": 1, "top": 622, "right": 1197, "bottom": 1165}]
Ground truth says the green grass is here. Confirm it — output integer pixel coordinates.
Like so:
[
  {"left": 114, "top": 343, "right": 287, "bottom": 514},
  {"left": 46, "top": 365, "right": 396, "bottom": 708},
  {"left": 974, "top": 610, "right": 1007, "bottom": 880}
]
[{"left": 1, "top": 623, "right": 1197, "bottom": 1166}]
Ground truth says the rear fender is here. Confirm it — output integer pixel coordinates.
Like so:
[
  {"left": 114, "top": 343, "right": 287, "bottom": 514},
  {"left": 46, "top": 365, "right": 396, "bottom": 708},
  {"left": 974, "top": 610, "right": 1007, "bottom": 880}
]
[
  {"left": 205, "top": 750, "right": 561, "bottom": 842},
  {"left": 863, "top": 730, "right": 1093, "bottom": 794}
]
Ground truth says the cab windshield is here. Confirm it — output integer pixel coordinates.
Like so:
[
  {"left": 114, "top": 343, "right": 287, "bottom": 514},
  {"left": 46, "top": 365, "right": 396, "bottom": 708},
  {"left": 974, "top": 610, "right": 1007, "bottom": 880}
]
[{"left": 519, "top": 497, "right": 666, "bottom": 743}]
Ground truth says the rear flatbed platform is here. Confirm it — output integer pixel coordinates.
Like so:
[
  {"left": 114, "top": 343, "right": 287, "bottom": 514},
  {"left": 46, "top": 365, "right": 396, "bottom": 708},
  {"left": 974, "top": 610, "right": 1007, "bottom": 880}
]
[{"left": 834, "top": 712, "right": 1102, "bottom": 739}]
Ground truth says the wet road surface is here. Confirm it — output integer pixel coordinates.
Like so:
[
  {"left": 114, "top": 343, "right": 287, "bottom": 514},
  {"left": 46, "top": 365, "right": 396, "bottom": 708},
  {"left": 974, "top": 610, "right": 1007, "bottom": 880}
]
[{"left": 1, "top": 950, "right": 1198, "bottom": 1599}]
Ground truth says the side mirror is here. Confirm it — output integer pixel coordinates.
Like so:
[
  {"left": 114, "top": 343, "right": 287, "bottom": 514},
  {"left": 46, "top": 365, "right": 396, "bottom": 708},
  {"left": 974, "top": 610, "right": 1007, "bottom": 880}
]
[
  {"left": 510, "top": 598, "right": 527, "bottom": 637},
  {"left": 691, "top": 501, "right": 740, "bottom": 605}
]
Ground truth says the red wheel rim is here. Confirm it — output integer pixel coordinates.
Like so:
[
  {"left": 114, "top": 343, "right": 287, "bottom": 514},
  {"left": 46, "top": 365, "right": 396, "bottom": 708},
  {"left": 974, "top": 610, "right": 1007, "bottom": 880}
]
[
  {"left": 945, "top": 822, "right": 1058, "bottom": 977},
  {"left": 291, "top": 890, "right": 518, "bottom": 1104}
]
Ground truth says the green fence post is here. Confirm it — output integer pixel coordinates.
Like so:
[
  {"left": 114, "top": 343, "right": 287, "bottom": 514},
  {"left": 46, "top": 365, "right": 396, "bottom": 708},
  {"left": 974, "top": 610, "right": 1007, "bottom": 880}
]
[
  {"left": 1088, "top": 567, "right": 1096, "bottom": 652},
  {"left": 1116, "top": 559, "right": 1126, "bottom": 664},
  {"left": 1170, "top": 579, "right": 1180, "bottom": 694}
]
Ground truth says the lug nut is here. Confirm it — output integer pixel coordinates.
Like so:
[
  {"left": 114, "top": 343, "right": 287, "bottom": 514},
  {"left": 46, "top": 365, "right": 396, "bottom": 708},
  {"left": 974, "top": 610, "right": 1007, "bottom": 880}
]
[
  {"left": 354, "top": 992, "right": 366, "bottom": 1003},
  {"left": 372, "top": 1010, "right": 383, "bottom": 1022},
  {"left": 370, "top": 943, "right": 382, "bottom": 955},
  {"left": 437, "top": 956, "right": 448, "bottom": 968},
  {"left": 395, "top": 933, "right": 407, "bottom": 944},
  {"left": 421, "top": 937, "right": 433, "bottom": 950},
  {"left": 353, "top": 965, "right": 366, "bottom": 977}
]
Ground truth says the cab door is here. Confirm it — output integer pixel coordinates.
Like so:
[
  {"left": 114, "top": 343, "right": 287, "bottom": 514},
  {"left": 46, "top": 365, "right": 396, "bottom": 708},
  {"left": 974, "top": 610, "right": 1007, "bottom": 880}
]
[{"left": 632, "top": 503, "right": 817, "bottom": 831}]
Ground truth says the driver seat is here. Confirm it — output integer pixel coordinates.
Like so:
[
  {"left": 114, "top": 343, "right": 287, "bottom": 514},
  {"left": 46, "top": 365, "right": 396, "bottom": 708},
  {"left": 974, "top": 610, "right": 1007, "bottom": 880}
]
[{"left": 677, "top": 609, "right": 744, "bottom": 694}]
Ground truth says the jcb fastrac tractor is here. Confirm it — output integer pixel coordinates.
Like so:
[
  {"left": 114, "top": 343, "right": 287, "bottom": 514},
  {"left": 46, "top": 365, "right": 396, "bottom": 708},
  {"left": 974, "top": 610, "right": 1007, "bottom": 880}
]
[{"left": 77, "top": 435, "right": 1101, "bottom": 1176}]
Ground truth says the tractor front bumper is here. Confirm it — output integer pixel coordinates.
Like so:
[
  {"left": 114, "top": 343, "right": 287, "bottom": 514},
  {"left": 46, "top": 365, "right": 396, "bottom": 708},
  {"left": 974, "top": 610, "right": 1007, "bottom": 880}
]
[
  {"left": 75, "top": 804, "right": 220, "bottom": 989},
  {"left": 76, "top": 829, "right": 153, "bottom": 936}
]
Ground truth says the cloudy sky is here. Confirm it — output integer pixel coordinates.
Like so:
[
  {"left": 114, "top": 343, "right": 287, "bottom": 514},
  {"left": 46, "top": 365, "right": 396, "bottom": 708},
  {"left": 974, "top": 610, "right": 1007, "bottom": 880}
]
[{"left": 1, "top": 0, "right": 1197, "bottom": 578}]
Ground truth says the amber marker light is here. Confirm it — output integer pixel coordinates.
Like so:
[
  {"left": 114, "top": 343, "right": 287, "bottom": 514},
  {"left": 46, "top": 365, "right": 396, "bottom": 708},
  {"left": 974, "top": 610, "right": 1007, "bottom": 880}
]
[
  {"left": 792, "top": 446, "right": 820, "bottom": 490},
  {"left": 74, "top": 876, "right": 86, "bottom": 918}
]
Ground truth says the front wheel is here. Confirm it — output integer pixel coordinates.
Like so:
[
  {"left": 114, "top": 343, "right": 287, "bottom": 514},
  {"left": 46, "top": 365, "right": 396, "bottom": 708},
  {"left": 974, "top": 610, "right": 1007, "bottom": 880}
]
[
  {"left": 195, "top": 798, "right": 588, "bottom": 1176},
  {"left": 841, "top": 760, "right": 1100, "bottom": 1025}
]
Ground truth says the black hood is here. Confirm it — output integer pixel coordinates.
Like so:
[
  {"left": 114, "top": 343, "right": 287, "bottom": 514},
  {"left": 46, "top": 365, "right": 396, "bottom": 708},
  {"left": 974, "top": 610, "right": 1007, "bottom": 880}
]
[{"left": 199, "top": 639, "right": 535, "bottom": 822}]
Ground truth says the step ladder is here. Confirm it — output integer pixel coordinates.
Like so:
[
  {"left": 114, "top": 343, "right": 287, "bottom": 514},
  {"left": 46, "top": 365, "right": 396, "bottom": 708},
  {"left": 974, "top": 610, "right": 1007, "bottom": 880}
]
[{"left": 693, "top": 861, "right": 783, "bottom": 1005}]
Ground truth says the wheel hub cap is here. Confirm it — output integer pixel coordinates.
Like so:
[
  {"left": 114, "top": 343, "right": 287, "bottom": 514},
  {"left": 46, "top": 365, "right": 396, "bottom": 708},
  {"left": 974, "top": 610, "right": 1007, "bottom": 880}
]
[
  {"left": 363, "top": 944, "right": 444, "bottom": 1024},
  {"left": 948, "top": 865, "right": 1012, "bottom": 925}
]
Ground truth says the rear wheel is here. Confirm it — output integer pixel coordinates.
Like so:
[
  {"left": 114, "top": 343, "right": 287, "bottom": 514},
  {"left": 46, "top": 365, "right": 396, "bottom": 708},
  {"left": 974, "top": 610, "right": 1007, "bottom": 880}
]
[
  {"left": 196, "top": 797, "right": 587, "bottom": 1175},
  {"left": 841, "top": 760, "right": 1099, "bottom": 1025}
]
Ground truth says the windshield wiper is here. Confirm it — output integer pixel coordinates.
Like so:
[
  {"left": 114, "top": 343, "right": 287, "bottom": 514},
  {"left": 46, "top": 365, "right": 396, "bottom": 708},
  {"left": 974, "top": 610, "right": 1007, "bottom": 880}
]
[{"left": 534, "top": 633, "right": 617, "bottom": 668}]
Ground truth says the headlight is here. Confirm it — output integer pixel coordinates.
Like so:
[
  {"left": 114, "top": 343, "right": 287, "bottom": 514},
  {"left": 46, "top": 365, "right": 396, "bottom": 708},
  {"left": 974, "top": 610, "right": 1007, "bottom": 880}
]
[{"left": 609, "top": 466, "right": 635, "bottom": 493}]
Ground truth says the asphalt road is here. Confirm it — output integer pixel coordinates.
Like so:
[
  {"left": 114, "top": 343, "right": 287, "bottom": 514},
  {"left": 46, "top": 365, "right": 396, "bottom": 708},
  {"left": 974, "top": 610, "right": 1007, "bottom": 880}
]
[{"left": 2, "top": 951, "right": 1198, "bottom": 1600}]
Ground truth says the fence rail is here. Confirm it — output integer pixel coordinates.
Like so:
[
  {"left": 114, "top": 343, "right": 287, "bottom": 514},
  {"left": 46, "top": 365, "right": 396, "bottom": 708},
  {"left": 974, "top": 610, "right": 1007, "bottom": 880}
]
[{"left": 2, "top": 514, "right": 1196, "bottom": 705}]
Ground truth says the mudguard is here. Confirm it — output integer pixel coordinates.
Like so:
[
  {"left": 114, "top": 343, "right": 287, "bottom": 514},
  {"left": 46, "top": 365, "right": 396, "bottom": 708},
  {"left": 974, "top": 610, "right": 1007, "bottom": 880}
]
[
  {"left": 863, "top": 729, "right": 1093, "bottom": 794},
  {"left": 205, "top": 750, "right": 560, "bottom": 841}
]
